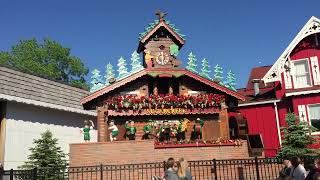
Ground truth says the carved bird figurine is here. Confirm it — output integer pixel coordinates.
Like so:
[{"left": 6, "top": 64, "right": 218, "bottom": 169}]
[{"left": 155, "top": 10, "right": 167, "bottom": 20}]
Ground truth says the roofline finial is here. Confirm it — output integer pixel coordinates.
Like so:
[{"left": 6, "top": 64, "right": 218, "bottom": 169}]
[{"left": 155, "top": 10, "right": 167, "bottom": 22}]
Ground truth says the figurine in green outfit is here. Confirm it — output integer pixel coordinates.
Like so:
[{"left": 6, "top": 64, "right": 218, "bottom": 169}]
[
  {"left": 142, "top": 120, "right": 154, "bottom": 140},
  {"left": 108, "top": 120, "right": 119, "bottom": 142},
  {"left": 81, "top": 120, "right": 94, "bottom": 143},
  {"left": 193, "top": 118, "right": 204, "bottom": 141},
  {"left": 125, "top": 120, "right": 137, "bottom": 140}
]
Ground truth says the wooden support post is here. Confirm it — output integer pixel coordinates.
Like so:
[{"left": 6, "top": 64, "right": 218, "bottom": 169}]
[
  {"left": 97, "top": 106, "right": 107, "bottom": 142},
  {"left": 219, "top": 108, "right": 230, "bottom": 139}
]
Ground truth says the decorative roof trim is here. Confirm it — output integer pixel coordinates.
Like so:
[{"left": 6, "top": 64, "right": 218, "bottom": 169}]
[
  {"left": 286, "top": 89, "right": 320, "bottom": 97},
  {"left": 81, "top": 69, "right": 147, "bottom": 104},
  {"left": 183, "top": 70, "right": 245, "bottom": 101},
  {"left": 238, "top": 99, "right": 280, "bottom": 107},
  {"left": 81, "top": 68, "right": 245, "bottom": 105},
  {"left": 140, "top": 21, "right": 185, "bottom": 45},
  {"left": 262, "top": 16, "right": 320, "bottom": 84},
  {"left": 0, "top": 94, "right": 96, "bottom": 116}
]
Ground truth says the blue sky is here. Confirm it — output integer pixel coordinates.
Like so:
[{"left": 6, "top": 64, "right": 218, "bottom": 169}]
[{"left": 1, "top": 0, "right": 320, "bottom": 88}]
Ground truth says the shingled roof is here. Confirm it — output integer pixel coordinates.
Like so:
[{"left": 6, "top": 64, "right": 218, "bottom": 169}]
[
  {"left": 238, "top": 66, "right": 277, "bottom": 104},
  {"left": 246, "top": 66, "right": 273, "bottom": 89},
  {"left": 0, "top": 66, "right": 95, "bottom": 116}
]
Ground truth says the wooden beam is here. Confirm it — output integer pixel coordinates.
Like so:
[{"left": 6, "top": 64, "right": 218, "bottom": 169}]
[
  {"left": 219, "top": 108, "right": 230, "bottom": 139},
  {"left": 97, "top": 106, "right": 107, "bottom": 142},
  {"left": 107, "top": 107, "right": 221, "bottom": 117}
]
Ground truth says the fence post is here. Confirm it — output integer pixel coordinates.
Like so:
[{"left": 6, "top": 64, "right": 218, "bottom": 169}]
[
  {"left": 100, "top": 164, "right": 103, "bottom": 180},
  {"left": 255, "top": 157, "right": 260, "bottom": 180},
  {"left": 0, "top": 165, "right": 3, "bottom": 180},
  {"left": 213, "top": 159, "right": 218, "bottom": 180},
  {"left": 163, "top": 161, "right": 166, "bottom": 171},
  {"left": 9, "top": 169, "right": 13, "bottom": 180},
  {"left": 32, "top": 167, "right": 37, "bottom": 180}
]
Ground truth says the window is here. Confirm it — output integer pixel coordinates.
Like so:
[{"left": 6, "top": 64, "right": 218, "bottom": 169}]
[
  {"left": 308, "top": 104, "right": 320, "bottom": 131},
  {"left": 293, "top": 59, "right": 312, "bottom": 88}
]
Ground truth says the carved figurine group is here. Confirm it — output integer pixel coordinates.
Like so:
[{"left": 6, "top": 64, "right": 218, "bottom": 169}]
[
  {"left": 101, "top": 118, "right": 204, "bottom": 143},
  {"left": 81, "top": 117, "right": 204, "bottom": 143}
]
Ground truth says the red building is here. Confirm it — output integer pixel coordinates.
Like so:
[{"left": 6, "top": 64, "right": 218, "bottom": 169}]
[{"left": 236, "top": 16, "right": 320, "bottom": 157}]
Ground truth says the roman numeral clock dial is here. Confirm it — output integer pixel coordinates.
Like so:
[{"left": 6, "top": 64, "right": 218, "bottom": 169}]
[{"left": 156, "top": 51, "right": 170, "bottom": 65}]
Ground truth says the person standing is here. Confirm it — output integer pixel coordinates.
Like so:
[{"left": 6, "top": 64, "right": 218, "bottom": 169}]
[
  {"left": 289, "top": 157, "right": 306, "bottom": 180},
  {"left": 305, "top": 158, "right": 320, "bottom": 180},
  {"left": 282, "top": 159, "right": 293, "bottom": 176},
  {"left": 0, "top": 162, "right": 3, "bottom": 180},
  {"left": 163, "top": 157, "right": 179, "bottom": 180},
  {"left": 177, "top": 158, "right": 192, "bottom": 180}
]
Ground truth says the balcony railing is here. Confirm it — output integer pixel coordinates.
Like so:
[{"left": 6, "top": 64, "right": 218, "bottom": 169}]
[{"left": 104, "top": 93, "right": 225, "bottom": 112}]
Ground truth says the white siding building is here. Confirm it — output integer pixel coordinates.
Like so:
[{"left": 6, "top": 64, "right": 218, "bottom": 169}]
[{"left": 0, "top": 66, "right": 97, "bottom": 169}]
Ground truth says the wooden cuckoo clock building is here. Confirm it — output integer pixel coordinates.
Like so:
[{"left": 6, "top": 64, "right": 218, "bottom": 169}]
[{"left": 70, "top": 12, "right": 250, "bottom": 166}]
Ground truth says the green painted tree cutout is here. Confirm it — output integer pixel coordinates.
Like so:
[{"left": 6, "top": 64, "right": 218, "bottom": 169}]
[
  {"left": 90, "top": 69, "right": 104, "bottom": 92},
  {"left": 117, "top": 56, "right": 129, "bottom": 79},
  {"left": 170, "top": 44, "right": 179, "bottom": 57},
  {"left": 186, "top": 52, "right": 197, "bottom": 73},
  {"left": 130, "top": 51, "right": 144, "bottom": 73},
  {"left": 104, "top": 63, "right": 115, "bottom": 85},
  {"left": 200, "top": 58, "right": 211, "bottom": 79},
  {"left": 213, "top": 64, "right": 223, "bottom": 84},
  {"left": 225, "top": 70, "right": 236, "bottom": 91}
]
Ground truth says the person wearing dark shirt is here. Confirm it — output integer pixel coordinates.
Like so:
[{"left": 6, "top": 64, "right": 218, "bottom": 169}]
[{"left": 305, "top": 158, "right": 320, "bottom": 180}]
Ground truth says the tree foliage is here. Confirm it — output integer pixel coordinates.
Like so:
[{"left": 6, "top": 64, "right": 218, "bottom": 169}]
[
  {"left": 19, "top": 130, "right": 67, "bottom": 179},
  {"left": 0, "top": 38, "right": 89, "bottom": 89},
  {"left": 277, "top": 113, "right": 315, "bottom": 159}
]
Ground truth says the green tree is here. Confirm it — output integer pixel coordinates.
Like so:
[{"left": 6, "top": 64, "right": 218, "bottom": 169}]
[
  {"left": 200, "top": 58, "right": 211, "bottom": 79},
  {"left": 186, "top": 52, "right": 197, "bottom": 73},
  {"left": 0, "top": 38, "right": 89, "bottom": 89},
  {"left": 19, "top": 130, "right": 67, "bottom": 180},
  {"left": 277, "top": 113, "right": 315, "bottom": 159}
]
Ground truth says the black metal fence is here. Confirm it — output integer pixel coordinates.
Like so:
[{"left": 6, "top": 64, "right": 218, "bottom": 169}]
[{"left": 1, "top": 157, "right": 284, "bottom": 180}]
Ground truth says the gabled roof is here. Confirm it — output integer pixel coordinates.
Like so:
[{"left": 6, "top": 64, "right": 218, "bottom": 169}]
[
  {"left": 262, "top": 16, "right": 320, "bottom": 84},
  {"left": 80, "top": 68, "right": 245, "bottom": 105},
  {"left": 237, "top": 66, "right": 277, "bottom": 105},
  {"left": 246, "top": 66, "right": 273, "bottom": 89},
  {"left": 138, "top": 19, "right": 185, "bottom": 51}
]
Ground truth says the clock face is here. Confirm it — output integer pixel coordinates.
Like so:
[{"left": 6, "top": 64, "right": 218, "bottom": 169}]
[{"left": 156, "top": 51, "right": 170, "bottom": 65}]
